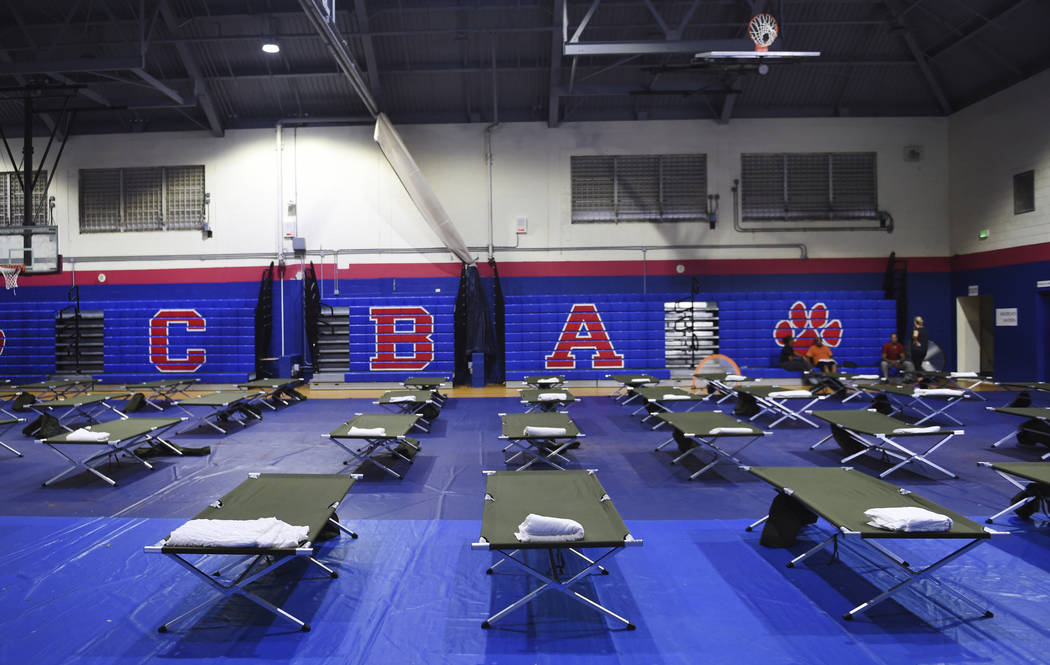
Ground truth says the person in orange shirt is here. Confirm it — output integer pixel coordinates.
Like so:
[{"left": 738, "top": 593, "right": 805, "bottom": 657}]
[{"left": 804, "top": 336, "right": 836, "bottom": 373}]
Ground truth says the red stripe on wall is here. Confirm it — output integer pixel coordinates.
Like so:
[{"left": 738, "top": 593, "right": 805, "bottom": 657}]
[{"left": 950, "top": 242, "right": 1050, "bottom": 272}]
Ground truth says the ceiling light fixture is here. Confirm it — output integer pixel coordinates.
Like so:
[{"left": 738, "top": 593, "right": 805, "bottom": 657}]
[{"left": 261, "top": 41, "right": 281, "bottom": 54}]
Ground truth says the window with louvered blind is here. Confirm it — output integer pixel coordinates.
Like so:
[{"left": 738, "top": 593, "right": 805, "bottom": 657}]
[
  {"left": 571, "top": 154, "right": 707, "bottom": 223},
  {"left": 79, "top": 165, "right": 206, "bottom": 233},
  {"left": 0, "top": 170, "right": 50, "bottom": 226},
  {"left": 741, "top": 152, "right": 878, "bottom": 222}
]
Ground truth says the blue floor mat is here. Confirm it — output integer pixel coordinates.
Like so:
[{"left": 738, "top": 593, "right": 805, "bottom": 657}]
[{"left": 1, "top": 391, "right": 1048, "bottom": 664}]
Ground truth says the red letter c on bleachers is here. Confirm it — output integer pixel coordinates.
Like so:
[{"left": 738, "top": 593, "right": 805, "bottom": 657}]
[{"left": 149, "top": 309, "right": 207, "bottom": 372}]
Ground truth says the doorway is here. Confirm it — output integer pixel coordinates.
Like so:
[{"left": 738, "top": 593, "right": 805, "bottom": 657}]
[{"left": 956, "top": 295, "right": 994, "bottom": 374}]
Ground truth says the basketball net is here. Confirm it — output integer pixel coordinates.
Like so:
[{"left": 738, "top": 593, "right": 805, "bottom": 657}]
[
  {"left": 1, "top": 264, "right": 23, "bottom": 291},
  {"left": 748, "top": 13, "right": 778, "bottom": 52}
]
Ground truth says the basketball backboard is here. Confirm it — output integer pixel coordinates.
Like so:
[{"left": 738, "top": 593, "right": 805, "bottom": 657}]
[{"left": 0, "top": 226, "right": 61, "bottom": 274}]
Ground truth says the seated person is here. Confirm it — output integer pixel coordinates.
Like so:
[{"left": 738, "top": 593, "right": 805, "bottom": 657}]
[
  {"left": 778, "top": 334, "right": 808, "bottom": 371},
  {"left": 804, "top": 336, "right": 836, "bottom": 374},
  {"left": 880, "top": 332, "right": 914, "bottom": 382}
]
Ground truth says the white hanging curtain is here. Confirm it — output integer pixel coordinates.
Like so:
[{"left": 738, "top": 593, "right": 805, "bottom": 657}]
[{"left": 373, "top": 113, "right": 475, "bottom": 265}]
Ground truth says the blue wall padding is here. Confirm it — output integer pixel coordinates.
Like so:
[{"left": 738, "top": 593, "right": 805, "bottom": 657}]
[
  {"left": 325, "top": 294, "right": 455, "bottom": 382},
  {"left": 0, "top": 299, "right": 255, "bottom": 383},
  {"left": 0, "top": 303, "right": 58, "bottom": 381}
]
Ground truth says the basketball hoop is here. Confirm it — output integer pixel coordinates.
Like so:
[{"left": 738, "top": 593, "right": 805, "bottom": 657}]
[
  {"left": 748, "top": 13, "right": 779, "bottom": 52},
  {"left": 1, "top": 264, "right": 24, "bottom": 291}
]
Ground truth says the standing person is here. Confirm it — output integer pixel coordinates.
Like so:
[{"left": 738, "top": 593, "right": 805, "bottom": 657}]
[
  {"left": 910, "top": 316, "right": 928, "bottom": 372},
  {"left": 880, "top": 332, "right": 913, "bottom": 382},
  {"left": 804, "top": 335, "right": 836, "bottom": 373}
]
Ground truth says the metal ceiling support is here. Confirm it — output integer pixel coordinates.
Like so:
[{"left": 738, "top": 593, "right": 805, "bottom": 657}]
[
  {"left": 352, "top": 0, "right": 381, "bottom": 94},
  {"left": 883, "top": 0, "right": 952, "bottom": 115},
  {"left": 299, "top": 0, "right": 379, "bottom": 118},
  {"left": 0, "top": 57, "right": 142, "bottom": 76},
  {"left": 564, "top": 39, "right": 751, "bottom": 56},
  {"left": 925, "top": 0, "right": 1030, "bottom": 59},
  {"left": 46, "top": 72, "right": 109, "bottom": 107},
  {"left": 548, "top": 0, "right": 565, "bottom": 127},
  {"left": 132, "top": 68, "right": 184, "bottom": 105},
  {"left": 158, "top": 0, "right": 224, "bottom": 137}
]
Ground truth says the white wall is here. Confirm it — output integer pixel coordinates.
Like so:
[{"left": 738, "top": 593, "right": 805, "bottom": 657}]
[
  {"left": 949, "top": 69, "right": 1050, "bottom": 255},
  {"left": 0, "top": 114, "right": 951, "bottom": 272}
]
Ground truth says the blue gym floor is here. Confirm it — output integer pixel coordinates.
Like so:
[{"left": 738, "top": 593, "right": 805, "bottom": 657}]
[{"left": 2, "top": 389, "right": 1049, "bottom": 665}]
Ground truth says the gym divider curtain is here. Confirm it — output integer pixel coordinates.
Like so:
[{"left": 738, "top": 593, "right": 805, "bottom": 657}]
[{"left": 454, "top": 263, "right": 495, "bottom": 385}]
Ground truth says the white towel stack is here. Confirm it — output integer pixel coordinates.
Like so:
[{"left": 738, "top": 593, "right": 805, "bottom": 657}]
[
  {"left": 166, "top": 517, "right": 310, "bottom": 549},
  {"left": 914, "top": 388, "right": 964, "bottom": 397},
  {"left": 661, "top": 393, "right": 693, "bottom": 401},
  {"left": 725, "top": 374, "right": 747, "bottom": 382},
  {"left": 864, "top": 507, "right": 953, "bottom": 532},
  {"left": 387, "top": 395, "right": 416, "bottom": 403},
  {"left": 514, "top": 513, "right": 585, "bottom": 543},
  {"left": 852, "top": 374, "right": 879, "bottom": 380},
  {"left": 348, "top": 426, "right": 387, "bottom": 436},
  {"left": 538, "top": 392, "right": 568, "bottom": 402},
  {"left": 523, "top": 425, "right": 567, "bottom": 437},
  {"left": 892, "top": 426, "right": 941, "bottom": 434},
  {"left": 950, "top": 371, "right": 978, "bottom": 378},
  {"left": 708, "top": 427, "right": 754, "bottom": 435},
  {"left": 630, "top": 377, "right": 650, "bottom": 384},
  {"left": 66, "top": 428, "right": 110, "bottom": 442},
  {"left": 536, "top": 378, "right": 559, "bottom": 384},
  {"left": 768, "top": 390, "right": 812, "bottom": 399}
]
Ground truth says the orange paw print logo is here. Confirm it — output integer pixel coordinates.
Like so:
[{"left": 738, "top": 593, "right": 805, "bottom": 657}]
[{"left": 774, "top": 301, "right": 842, "bottom": 349}]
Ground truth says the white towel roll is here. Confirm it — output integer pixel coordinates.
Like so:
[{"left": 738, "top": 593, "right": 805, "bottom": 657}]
[
  {"left": 914, "top": 388, "right": 963, "bottom": 397},
  {"left": 708, "top": 427, "right": 754, "bottom": 435},
  {"left": 65, "top": 428, "right": 111, "bottom": 442},
  {"left": 166, "top": 517, "right": 310, "bottom": 549},
  {"left": 852, "top": 374, "right": 879, "bottom": 380},
  {"left": 864, "top": 507, "right": 952, "bottom": 532},
  {"left": 725, "top": 374, "right": 747, "bottom": 382},
  {"left": 387, "top": 395, "right": 416, "bottom": 403},
  {"left": 630, "top": 377, "right": 651, "bottom": 384},
  {"left": 347, "top": 426, "right": 387, "bottom": 436},
  {"left": 514, "top": 513, "right": 584, "bottom": 542},
  {"left": 536, "top": 378, "right": 559, "bottom": 384},
  {"left": 768, "top": 390, "right": 812, "bottom": 399},
  {"left": 661, "top": 393, "right": 693, "bottom": 401},
  {"left": 892, "top": 426, "right": 941, "bottom": 434},
  {"left": 537, "top": 392, "right": 568, "bottom": 402},
  {"left": 950, "top": 371, "right": 978, "bottom": 378},
  {"left": 523, "top": 425, "right": 568, "bottom": 437}
]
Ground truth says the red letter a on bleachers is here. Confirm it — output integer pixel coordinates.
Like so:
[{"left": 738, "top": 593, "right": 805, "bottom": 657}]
[{"left": 544, "top": 304, "right": 625, "bottom": 370}]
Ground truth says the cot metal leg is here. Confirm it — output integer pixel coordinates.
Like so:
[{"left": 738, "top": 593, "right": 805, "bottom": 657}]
[
  {"left": 746, "top": 515, "right": 769, "bottom": 532},
  {"left": 787, "top": 532, "right": 839, "bottom": 568},
  {"left": 810, "top": 433, "right": 834, "bottom": 450},
  {"left": 986, "top": 497, "right": 1034, "bottom": 524},
  {"left": 328, "top": 517, "right": 358, "bottom": 539},
  {"left": 989, "top": 430, "right": 1017, "bottom": 448},
  {"left": 0, "top": 438, "right": 22, "bottom": 456}
]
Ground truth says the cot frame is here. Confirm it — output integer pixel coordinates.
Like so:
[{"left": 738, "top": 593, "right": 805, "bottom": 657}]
[
  {"left": 865, "top": 385, "right": 969, "bottom": 426},
  {"left": 978, "top": 461, "right": 1050, "bottom": 524},
  {"left": 323, "top": 413, "right": 421, "bottom": 479},
  {"left": 124, "top": 378, "right": 200, "bottom": 410},
  {"left": 173, "top": 391, "right": 264, "bottom": 434},
  {"left": 30, "top": 393, "right": 129, "bottom": 432},
  {"left": 519, "top": 388, "right": 579, "bottom": 413},
  {"left": 238, "top": 378, "right": 307, "bottom": 410},
  {"left": 499, "top": 411, "right": 583, "bottom": 471},
  {"left": 605, "top": 374, "right": 659, "bottom": 403},
  {"left": 38, "top": 416, "right": 186, "bottom": 487},
  {"left": 986, "top": 406, "right": 1050, "bottom": 460},
  {"left": 626, "top": 386, "right": 704, "bottom": 429},
  {"left": 655, "top": 411, "right": 769, "bottom": 480},
  {"left": 808, "top": 410, "right": 963, "bottom": 479},
  {"left": 143, "top": 472, "right": 360, "bottom": 633},
  {"left": 744, "top": 465, "right": 1002, "bottom": 621},
  {"left": 739, "top": 386, "right": 826, "bottom": 429},
  {"left": 403, "top": 376, "right": 449, "bottom": 405},
  {"left": 0, "top": 416, "right": 25, "bottom": 456},
  {"left": 374, "top": 390, "right": 439, "bottom": 432},
  {"left": 471, "top": 469, "right": 643, "bottom": 630}
]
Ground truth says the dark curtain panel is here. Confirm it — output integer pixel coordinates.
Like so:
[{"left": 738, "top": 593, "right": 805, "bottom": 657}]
[{"left": 253, "top": 262, "right": 275, "bottom": 376}]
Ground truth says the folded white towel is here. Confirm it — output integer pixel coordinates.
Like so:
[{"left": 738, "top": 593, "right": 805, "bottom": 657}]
[
  {"left": 387, "top": 395, "right": 416, "bottom": 403},
  {"left": 864, "top": 507, "right": 953, "bottom": 533},
  {"left": 708, "top": 427, "right": 754, "bottom": 435},
  {"left": 725, "top": 374, "right": 747, "bottom": 382},
  {"left": 950, "top": 371, "right": 978, "bottom": 378},
  {"left": 65, "top": 428, "right": 110, "bottom": 442},
  {"left": 914, "top": 388, "right": 964, "bottom": 397},
  {"left": 538, "top": 392, "right": 568, "bottom": 402},
  {"left": 852, "top": 374, "right": 879, "bottom": 380},
  {"left": 892, "top": 426, "right": 941, "bottom": 434},
  {"left": 514, "top": 513, "right": 584, "bottom": 543},
  {"left": 166, "top": 517, "right": 309, "bottom": 549},
  {"left": 661, "top": 393, "right": 693, "bottom": 401},
  {"left": 768, "top": 390, "right": 812, "bottom": 399},
  {"left": 523, "top": 425, "right": 568, "bottom": 437},
  {"left": 536, "top": 378, "right": 559, "bottom": 384},
  {"left": 347, "top": 426, "right": 387, "bottom": 436},
  {"left": 630, "top": 377, "right": 651, "bottom": 384}
]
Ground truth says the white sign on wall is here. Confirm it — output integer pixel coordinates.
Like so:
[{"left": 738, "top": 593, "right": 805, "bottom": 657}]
[
  {"left": 967, "top": 285, "right": 979, "bottom": 296},
  {"left": 995, "top": 308, "right": 1018, "bottom": 327}
]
